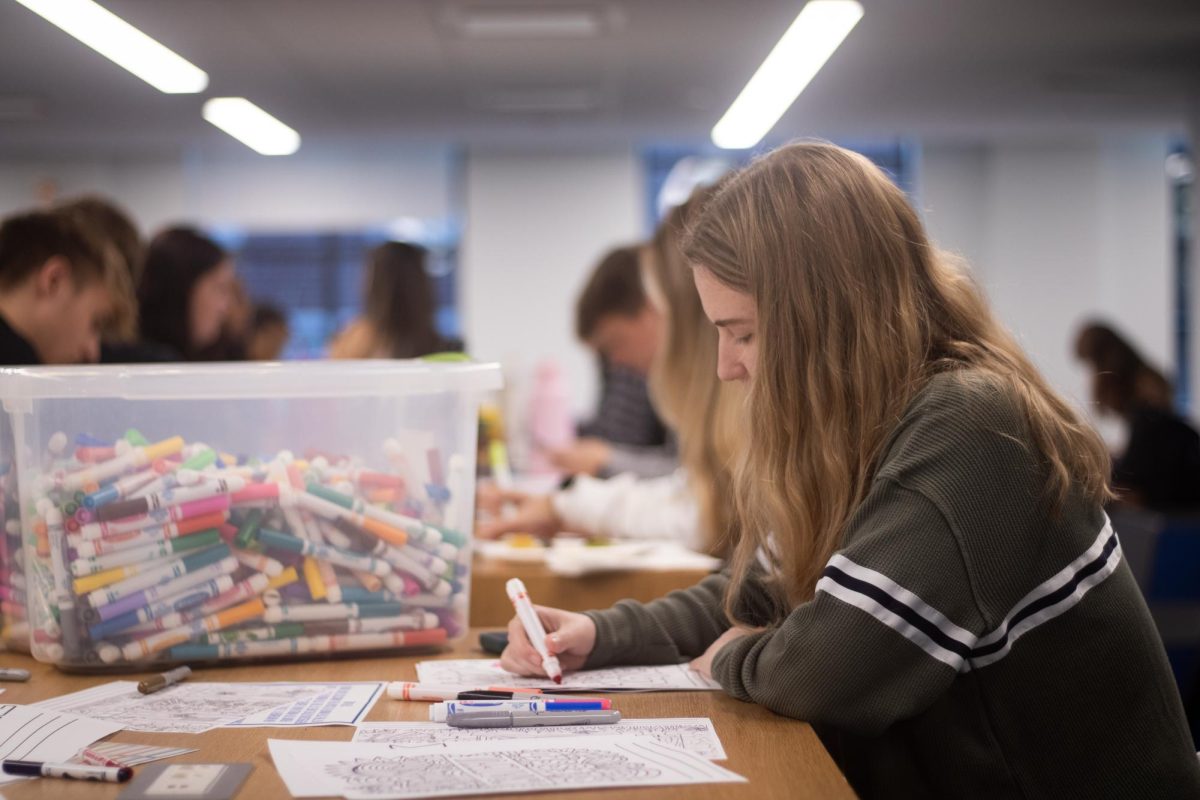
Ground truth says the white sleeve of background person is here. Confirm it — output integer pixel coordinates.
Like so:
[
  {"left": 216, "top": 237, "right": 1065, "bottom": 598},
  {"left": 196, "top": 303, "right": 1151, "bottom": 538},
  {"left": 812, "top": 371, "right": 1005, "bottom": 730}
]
[{"left": 551, "top": 470, "right": 702, "bottom": 549}]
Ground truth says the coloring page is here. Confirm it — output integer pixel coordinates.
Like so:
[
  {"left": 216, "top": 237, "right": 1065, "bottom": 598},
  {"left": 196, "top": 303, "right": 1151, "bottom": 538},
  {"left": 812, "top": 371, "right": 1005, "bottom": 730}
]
[
  {"left": 353, "top": 717, "right": 727, "bottom": 760},
  {"left": 269, "top": 736, "right": 745, "bottom": 799},
  {"left": 414, "top": 659, "right": 721, "bottom": 691},
  {"left": 33, "top": 681, "right": 326, "bottom": 734},
  {"left": 226, "top": 682, "right": 384, "bottom": 727}
]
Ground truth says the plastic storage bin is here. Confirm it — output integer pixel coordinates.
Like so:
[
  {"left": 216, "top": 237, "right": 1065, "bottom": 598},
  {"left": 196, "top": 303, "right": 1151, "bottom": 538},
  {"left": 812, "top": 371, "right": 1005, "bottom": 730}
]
[
  {"left": 0, "top": 360, "right": 500, "bottom": 670},
  {"left": 1, "top": 410, "right": 27, "bottom": 652}
]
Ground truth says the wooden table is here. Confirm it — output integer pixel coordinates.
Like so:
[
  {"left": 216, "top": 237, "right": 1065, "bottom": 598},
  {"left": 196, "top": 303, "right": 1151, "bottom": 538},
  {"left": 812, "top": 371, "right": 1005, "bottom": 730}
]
[
  {"left": 0, "top": 634, "right": 855, "bottom": 800},
  {"left": 470, "top": 556, "right": 715, "bottom": 627}
]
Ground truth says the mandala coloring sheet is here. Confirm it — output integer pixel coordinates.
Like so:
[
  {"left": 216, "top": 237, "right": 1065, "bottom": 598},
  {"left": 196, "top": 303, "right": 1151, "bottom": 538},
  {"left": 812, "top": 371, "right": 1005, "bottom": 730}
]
[
  {"left": 33, "top": 681, "right": 328, "bottom": 733},
  {"left": 268, "top": 736, "right": 745, "bottom": 799},
  {"left": 352, "top": 718, "right": 727, "bottom": 760},
  {"left": 414, "top": 659, "right": 721, "bottom": 691}
]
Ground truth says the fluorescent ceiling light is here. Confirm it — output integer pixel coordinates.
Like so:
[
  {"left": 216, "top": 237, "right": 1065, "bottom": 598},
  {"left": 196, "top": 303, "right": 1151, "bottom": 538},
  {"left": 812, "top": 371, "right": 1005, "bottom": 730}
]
[
  {"left": 202, "top": 98, "right": 301, "bottom": 156},
  {"left": 12, "top": 0, "right": 208, "bottom": 94},
  {"left": 712, "top": 0, "right": 862, "bottom": 149},
  {"left": 450, "top": 6, "right": 609, "bottom": 39}
]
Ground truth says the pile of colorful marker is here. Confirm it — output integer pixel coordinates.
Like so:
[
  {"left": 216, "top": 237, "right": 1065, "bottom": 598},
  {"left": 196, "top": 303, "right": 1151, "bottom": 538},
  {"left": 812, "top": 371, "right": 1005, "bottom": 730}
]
[
  {"left": 386, "top": 682, "right": 620, "bottom": 728},
  {"left": 19, "top": 428, "right": 471, "bottom": 667},
  {"left": 1, "top": 448, "right": 28, "bottom": 651}
]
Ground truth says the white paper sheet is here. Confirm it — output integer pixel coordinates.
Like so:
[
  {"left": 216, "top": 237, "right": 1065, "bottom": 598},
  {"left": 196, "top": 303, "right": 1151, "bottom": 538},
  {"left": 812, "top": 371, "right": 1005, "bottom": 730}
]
[
  {"left": 415, "top": 659, "right": 721, "bottom": 691},
  {"left": 226, "top": 682, "right": 383, "bottom": 727},
  {"left": 352, "top": 717, "right": 727, "bottom": 760},
  {"left": 269, "top": 735, "right": 745, "bottom": 799},
  {"left": 0, "top": 703, "right": 123, "bottom": 786},
  {"left": 33, "top": 681, "right": 326, "bottom": 734}
]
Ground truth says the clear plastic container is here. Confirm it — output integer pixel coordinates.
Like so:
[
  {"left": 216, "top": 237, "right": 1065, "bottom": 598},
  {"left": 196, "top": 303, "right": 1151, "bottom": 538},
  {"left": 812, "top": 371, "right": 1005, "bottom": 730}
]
[{"left": 0, "top": 360, "right": 500, "bottom": 670}]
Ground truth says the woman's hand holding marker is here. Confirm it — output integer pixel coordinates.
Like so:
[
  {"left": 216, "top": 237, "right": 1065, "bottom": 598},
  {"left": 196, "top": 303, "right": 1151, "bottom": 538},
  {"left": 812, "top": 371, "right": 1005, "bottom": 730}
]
[{"left": 500, "top": 600, "right": 596, "bottom": 679}]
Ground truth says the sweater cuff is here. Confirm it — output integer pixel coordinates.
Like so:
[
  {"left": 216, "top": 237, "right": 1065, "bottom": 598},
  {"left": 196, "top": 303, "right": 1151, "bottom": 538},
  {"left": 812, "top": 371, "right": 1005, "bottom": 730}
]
[
  {"left": 711, "top": 630, "right": 765, "bottom": 702},
  {"left": 582, "top": 606, "right": 639, "bottom": 669}
]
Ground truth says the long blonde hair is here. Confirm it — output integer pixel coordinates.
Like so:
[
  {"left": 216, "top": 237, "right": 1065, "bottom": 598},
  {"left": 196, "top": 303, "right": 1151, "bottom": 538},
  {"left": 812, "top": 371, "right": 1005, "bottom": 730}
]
[
  {"left": 682, "top": 141, "right": 1112, "bottom": 613},
  {"left": 644, "top": 187, "right": 742, "bottom": 556}
]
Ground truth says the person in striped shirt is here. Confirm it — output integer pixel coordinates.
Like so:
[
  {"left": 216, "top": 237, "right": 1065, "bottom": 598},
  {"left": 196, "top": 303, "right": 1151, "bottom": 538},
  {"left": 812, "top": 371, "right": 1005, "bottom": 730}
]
[{"left": 500, "top": 141, "right": 1200, "bottom": 798}]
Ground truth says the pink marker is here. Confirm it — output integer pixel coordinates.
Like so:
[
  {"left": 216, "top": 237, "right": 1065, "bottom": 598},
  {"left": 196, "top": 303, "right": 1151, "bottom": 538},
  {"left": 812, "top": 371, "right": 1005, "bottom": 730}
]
[{"left": 231, "top": 482, "right": 279, "bottom": 504}]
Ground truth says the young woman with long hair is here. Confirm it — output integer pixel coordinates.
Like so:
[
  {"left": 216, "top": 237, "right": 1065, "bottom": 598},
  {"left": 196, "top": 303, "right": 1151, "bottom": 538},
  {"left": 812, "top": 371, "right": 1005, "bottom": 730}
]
[
  {"left": 500, "top": 142, "right": 1200, "bottom": 798},
  {"left": 329, "top": 241, "right": 450, "bottom": 359}
]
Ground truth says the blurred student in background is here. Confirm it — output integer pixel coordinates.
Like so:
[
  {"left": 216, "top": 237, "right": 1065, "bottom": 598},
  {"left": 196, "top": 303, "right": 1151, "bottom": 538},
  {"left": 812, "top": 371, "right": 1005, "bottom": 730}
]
[
  {"left": 478, "top": 187, "right": 741, "bottom": 555},
  {"left": 192, "top": 277, "right": 249, "bottom": 361},
  {"left": 138, "top": 226, "right": 238, "bottom": 361},
  {"left": 0, "top": 208, "right": 116, "bottom": 365},
  {"left": 329, "top": 241, "right": 455, "bottom": 359},
  {"left": 558, "top": 245, "right": 677, "bottom": 479},
  {"left": 1075, "top": 320, "right": 1200, "bottom": 510},
  {"left": 55, "top": 195, "right": 141, "bottom": 345},
  {"left": 54, "top": 195, "right": 177, "bottom": 363},
  {"left": 247, "top": 303, "right": 290, "bottom": 361}
]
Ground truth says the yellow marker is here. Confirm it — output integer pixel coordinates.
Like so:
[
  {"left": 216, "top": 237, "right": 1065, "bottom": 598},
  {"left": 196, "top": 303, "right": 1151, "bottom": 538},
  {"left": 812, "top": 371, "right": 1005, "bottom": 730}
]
[
  {"left": 267, "top": 566, "right": 299, "bottom": 590},
  {"left": 302, "top": 557, "right": 327, "bottom": 600},
  {"left": 62, "top": 436, "right": 183, "bottom": 491},
  {"left": 73, "top": 564, "right": 132, "bottom": 595}
]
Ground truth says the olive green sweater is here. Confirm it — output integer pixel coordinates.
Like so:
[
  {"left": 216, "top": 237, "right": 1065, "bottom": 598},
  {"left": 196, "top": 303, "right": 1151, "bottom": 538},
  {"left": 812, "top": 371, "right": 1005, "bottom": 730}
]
[{"left": 584, "top": 372, "right": 1200, "bottom": 799}]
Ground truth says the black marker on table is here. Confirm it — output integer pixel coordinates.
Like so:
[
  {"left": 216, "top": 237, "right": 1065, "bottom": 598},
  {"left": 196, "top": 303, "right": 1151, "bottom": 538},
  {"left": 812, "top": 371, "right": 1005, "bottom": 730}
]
[{"left": 2, "top": 760, "right": 133, "bottom": 782}]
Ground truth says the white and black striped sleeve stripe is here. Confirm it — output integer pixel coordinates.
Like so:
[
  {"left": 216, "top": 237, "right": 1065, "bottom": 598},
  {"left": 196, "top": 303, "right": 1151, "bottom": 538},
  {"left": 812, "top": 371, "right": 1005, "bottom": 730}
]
[{"left": 815, "top": 517, "right": 1121, "bottom": 672}]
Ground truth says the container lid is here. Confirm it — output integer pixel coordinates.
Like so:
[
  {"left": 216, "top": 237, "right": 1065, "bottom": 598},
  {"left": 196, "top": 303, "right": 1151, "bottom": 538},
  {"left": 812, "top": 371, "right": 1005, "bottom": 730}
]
[{"left": 0, "top": 359, "right": 503, "bottom": 402}]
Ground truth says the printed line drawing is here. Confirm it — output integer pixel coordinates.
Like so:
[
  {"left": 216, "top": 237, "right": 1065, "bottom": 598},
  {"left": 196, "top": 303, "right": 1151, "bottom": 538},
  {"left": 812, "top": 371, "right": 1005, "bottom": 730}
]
[
  {"left": 352, "top": 718, "right": 727, "bottom": 760},
  {"left": 414, "top": 660, "right": 721, "bottom": 692}
]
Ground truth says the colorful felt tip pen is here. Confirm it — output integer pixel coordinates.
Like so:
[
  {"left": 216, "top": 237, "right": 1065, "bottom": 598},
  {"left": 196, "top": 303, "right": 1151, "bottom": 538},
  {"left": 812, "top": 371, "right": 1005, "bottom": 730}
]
[
  {"left": 385, "top": 682, "right": 544, "bottom": 702},
  {"left": 506, "top": 577, "right": 562, "bottom": 683},
  {"left": 431, "top": 700, "right": 610, "bottom": 722},
  {"left": 137, "top": 665, "right": 192, "bottom": 694},
  {"left": 1, "top": 759, "right": 132, "bottom": 782},
  {"left": 446, "top": 709, "right": 621, "bottom": 729},
  {"left": 78, "top": 748, "right": 130, "bottom": 768}
]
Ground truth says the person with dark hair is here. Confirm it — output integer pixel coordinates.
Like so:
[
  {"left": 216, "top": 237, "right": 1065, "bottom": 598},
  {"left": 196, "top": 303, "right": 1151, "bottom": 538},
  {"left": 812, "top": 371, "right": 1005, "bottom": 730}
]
[
  {"left": 0, "top": 208, "right": 116, "bottom": 364},
  {"left": 575, "top": 245, "right": 660, "bottom": 376},
  {"left": 137, "top": 226, "right": 237, "bottom": 361},
  {"left": 1074, "top": 319, "right": 1200, "bottom": 510},
  {"left": 247, "top": 302, "right": 289, "bottom": 361},
  {"left": 557, "top": 245, "right": 676, "bottom": 478},
  {"left": 329, "top": 241, "right": 453, "bottom": 359}
]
